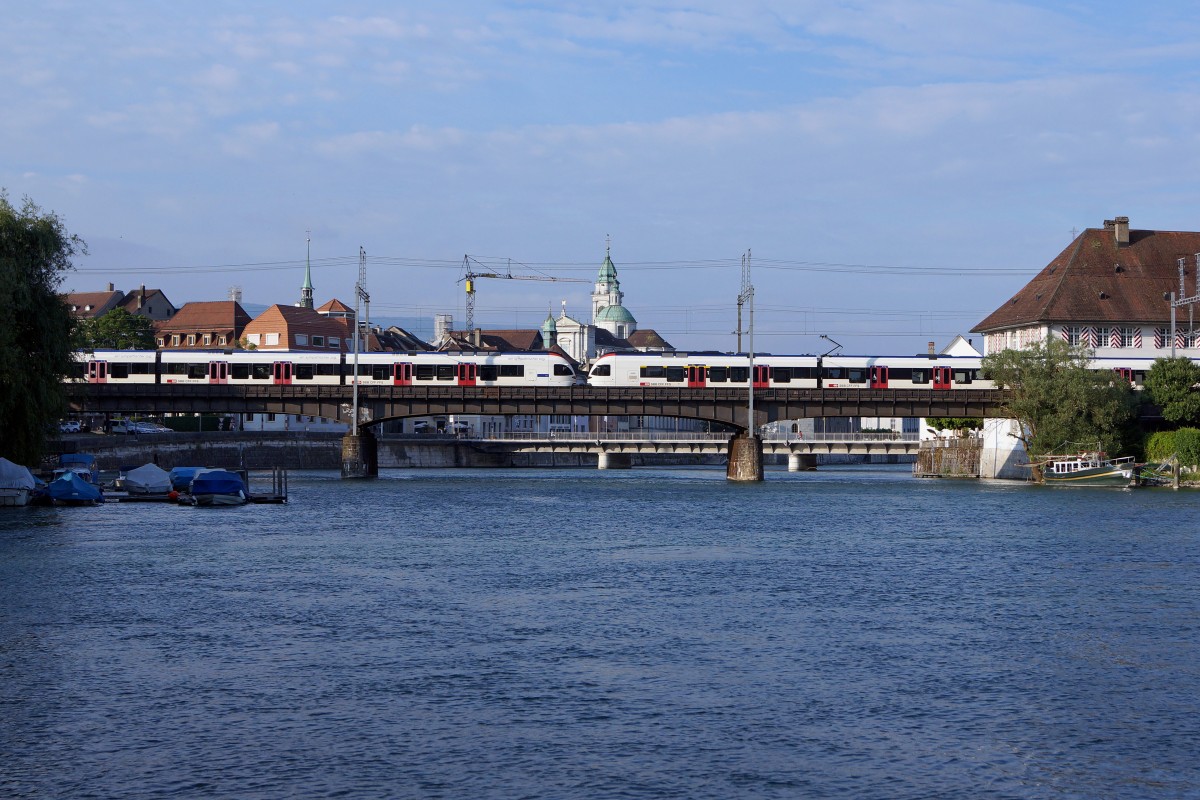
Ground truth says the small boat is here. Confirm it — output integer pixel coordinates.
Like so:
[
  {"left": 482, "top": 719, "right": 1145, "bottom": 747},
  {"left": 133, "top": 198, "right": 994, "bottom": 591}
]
[
  {"left": 0, "top": 457, "right": 38, "bottom": 507},
  {"left": 168, "top": 466, "right": 204, "bottom": 492},
  {"left": 1039, "top": 450, "right": 1137, "bottom": 486},
  {"left": 47, "top": 471, "right": 105, "bottom": 505},
  {"left": 188, "top": 469, "right": 248, "bottom": 506},
  {"left": 120, "top": 463, "right": 172, "bottom": 495},
  {"left": 55, "top": 453, "right": 99, "bottom": 485}
]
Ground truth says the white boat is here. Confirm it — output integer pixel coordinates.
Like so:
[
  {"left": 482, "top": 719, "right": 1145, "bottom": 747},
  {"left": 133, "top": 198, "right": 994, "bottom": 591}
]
[
  {"left": 0, "top": 457, "right": 37, "bottom": 507},
  {"left": 120, "top": 463, "right": 172, "bottom": 495},
  {"left": 1039, "top": 450, "right": 1137, "bottom": 486}
]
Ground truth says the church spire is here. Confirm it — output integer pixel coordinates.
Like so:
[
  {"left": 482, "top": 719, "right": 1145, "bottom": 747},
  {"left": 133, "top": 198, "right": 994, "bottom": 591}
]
[{"left": 300, "top": 231, "right": 315, "bottom": 309}]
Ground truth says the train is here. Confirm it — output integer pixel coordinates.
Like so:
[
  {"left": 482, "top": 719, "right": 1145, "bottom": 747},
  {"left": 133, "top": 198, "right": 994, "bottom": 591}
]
[{"left": 74, "top": 348, "right": 1168, "bottom": 391}]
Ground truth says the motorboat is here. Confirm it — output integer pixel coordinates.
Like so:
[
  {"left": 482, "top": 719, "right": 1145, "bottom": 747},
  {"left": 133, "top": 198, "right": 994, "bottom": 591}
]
[
  {"left": 1039, "top": 450, "right": 1137, "bottom": 486},
  {"left": 0, "top": 457, "right": 37, "bottom": 507},
  {"left": 119, "top": 463, "right": 173, "bottom": 495},
  {"left": 188, "top": 469, "right": 248, "bottom": 506},
  {"left": 47, "top": 471, "right": 104, "bottom": 505}
]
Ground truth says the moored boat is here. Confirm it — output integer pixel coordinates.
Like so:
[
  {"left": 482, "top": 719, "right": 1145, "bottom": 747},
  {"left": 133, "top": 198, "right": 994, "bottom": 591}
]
[
  {"left": 120, "top": 463, "right": 172, "bottom": 495},
  {"left": 47, "top": 471, "right": 105, "bottom": 505},
  {"left": 1039, "top": 450, "right": 1137, "bottom": 486},
  {"left": 188, "top": 469, "right": 248, "bottom": 506},
  {"left": 0, "top": 457, "right": 38, "bottom": 507}
]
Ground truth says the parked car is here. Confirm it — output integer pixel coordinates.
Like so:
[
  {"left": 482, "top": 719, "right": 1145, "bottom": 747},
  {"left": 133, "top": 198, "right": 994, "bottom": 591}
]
[{"left": 58, "top": 420, "right": 81, "bottom": 433}]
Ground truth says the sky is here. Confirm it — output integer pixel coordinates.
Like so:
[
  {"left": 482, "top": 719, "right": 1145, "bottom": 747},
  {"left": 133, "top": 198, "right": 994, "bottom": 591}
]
[{"left": 5, "top": 1, "right": 1200, "bottom": 354}]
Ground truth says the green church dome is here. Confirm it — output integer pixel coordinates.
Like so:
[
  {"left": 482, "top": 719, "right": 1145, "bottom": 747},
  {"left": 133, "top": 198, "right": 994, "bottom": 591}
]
[{"left": 596, "top": 304, "right": 636, "bottom": 324}]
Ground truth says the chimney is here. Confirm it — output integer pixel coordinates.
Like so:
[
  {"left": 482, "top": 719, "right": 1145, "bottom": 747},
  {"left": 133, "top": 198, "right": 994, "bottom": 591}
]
[
  {"left": 473, "top": 328, "right": 482, "bottom": 347},
  {"left": 107, "top": 282, "right": 114, "bottom": 292},
  {"left": 1108, "top": 215, "right": 1128, "bottom": 247},
  {"left": 928, "top": 341, "right": 936, "bottom": 356},
  {"left": 138, "top": 284, "right": 145, "bottom": 309}
]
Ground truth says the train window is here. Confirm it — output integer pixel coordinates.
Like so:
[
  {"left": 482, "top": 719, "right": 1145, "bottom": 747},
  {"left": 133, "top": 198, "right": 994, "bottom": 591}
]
[
  {"left": 371, "top": 365, "right": 389, "bottom": 381},
  {"left": 166, "top": 363, "right": 188, "bottom": 375},
  {"left": 479, "top": 365, "right": 499, "bottom": 381},
  {"left": 708, "top": 367, "right": 727, "bottom": 382},
  {"left": 665, "top": 366, "right": 685, "bottom": 382},
  {"left": 773, "top": 368, "right": 791, "bottom": 383},
  {"left": 730, "top": 367, "right": 749, "bottom": 383},
  {"left": 554, "top": 364, "right": 574, "bottom": 376},
  {"left": 847, "top": 369, "right": 866, "bottom": 383},
  {"left": 251, "top": 363, "right": 272, "bottom": 380},
  {"left": 640, "top": 366, "right": 666, "bottom": 379},
  {"left": 414, "top": 364, "right": 436, "bottom": 380},
  {"left": 296, "top": 364, "right": 315, "bottom": 380},
  {"left": 436, "top": 365, "right": 456, "bottom": 380},
  {"left": 499, "top": 364, "right": 525, "bottom": 377},
  {"left": 824, "top": 367, "right": 843, "bottom": 380},
  {"left": 953, "top": 369, "right": 973, "bottom": 384},
  {"left": 231, "top": 364, "right": 250, "bottom": 380},
  {"left": 911, "top": 369, "right": 928, "bottom": 384},
  {"left": 316, "top": 363, "right": 338, "bottom": 376},
  {"left": 110, "top": 363, "right": 130, "bottom": 380},
  {"left": 187, "top": 364, "right": 207, "bottom": 380},
  {"left": 591, "top": 364, "right": 611, "bottom": 377}
]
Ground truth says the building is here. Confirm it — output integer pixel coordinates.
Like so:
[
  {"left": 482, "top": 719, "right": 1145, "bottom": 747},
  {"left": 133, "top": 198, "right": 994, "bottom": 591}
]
[
  {"left": 155, "top": 301, "right": 251, "bottom": 349},
  {"left": 973, "top": 216, "right": 1200, "bottom": 355},
  {"left": 66, "top": 284, "right": 177, "bottom": 322},
  {"left": 242, "top": 304, "right": 353, "bottom": 351}
]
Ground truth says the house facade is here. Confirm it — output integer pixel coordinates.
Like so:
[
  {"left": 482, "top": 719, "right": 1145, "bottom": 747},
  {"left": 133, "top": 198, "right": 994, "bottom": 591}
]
[
  {"left": 155, "top": 301, "right": 251, "bottom": 349},
  {"left": 972, "top": 216, "right": 1200, "bottom": 356}
]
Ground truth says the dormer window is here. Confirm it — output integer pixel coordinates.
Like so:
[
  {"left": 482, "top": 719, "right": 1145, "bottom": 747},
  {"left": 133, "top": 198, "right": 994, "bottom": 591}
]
[{"left": 312, "top": 335, "right": 325, "bottom": 347}]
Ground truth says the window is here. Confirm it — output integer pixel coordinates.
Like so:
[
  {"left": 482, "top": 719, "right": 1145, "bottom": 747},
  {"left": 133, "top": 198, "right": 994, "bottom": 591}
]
[
  {"left": 202, "top": 334, "right": 212, "bottom": 346},
  {"left": 110, "top": 363, "right": 129, "bottom": 380},
  {"left": 329, "top": 337, "right": 340, "bottom": 348},
  {"left": 553, "top": 364, "right": 574, "bottom": 376},
  {"left": 231, "top": 364, "right": 250, "bottom": 380},
  {"left": 436, "top": 365, "right": 456, "bottom": 380},
  {"left": 415, "top": 364, "right": 436, "bottom": 380},
  {"left": 1121, "top": 327, "right": 1136, "bottom": 348},
  {"left": 246, "top": 333, "right": 260, "bottom": 346},
  {"left": 708, "top": 367, "right": 728, "bottom": 382},
  {"left": 729, "top": 367, "right": 748, "bottom": 383},
  {"left": 371, "top": 365, "right": 390, "bottom": 381},
  {"left": 157, "top": 337, "right": 165, "bottom": 347},
  {"left": 773, "top": 368, "right": 791, "bottom": 383},
  {"left": 640, "top": 365, "right": 665, "bottom": 379},
  {"left": 187, "top": 363, "right": 206, "bottom": 380},
  {"left": 480, "top": 365, "right": 499, "bottom": 381},
  {"left": 295, "top": 334, "right": 308, "bottom": 346},
  {"left": 218, "top": 336, "right": 227, "bottom": 346},
  {"left": 590, "top": 364, "right": 611, "bottom": 377},
  {"left": 953, "top": 369, "right": 973, "bottom": 384},
  {"left": 1094, "top": 327, "right": 1110, "bottom": 348},
  {"left": 911, "top": 369, "right": 928, "bottom": 384},
  {"left": 847, "top": 369, "right": 866, "bottom": 383},
  {"left": 296, "top": 364, "right": 314, "bottom": 380},
  {"left": 1064, "top": 326, "right": 1081, "bottom": 346},
  {"left": 312, "top": 335, "right": 325, "bottom": 347},
  {"left": 264, "top": 333, "right": 280, "bottom": 346},
  {"left": 251, "top": 363, "right": 272, "bottom": 380},
  {"left": 499, "top": 364, "right": 525, "bottom": 378},
  {"left": 665, "top": 366, "right": 685, "bottom": 382},
  {"left": 187, "top": 334, "right": 196, "bottom": 346},
  {"left": 171, "top": 335, "right": 181, "bottom": 347}
]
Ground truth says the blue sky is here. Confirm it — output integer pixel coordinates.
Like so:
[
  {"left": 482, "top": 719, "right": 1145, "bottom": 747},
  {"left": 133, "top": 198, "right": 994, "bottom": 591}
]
[{"left": 5, "top": 1, "right": 1200, "bottom": 353}]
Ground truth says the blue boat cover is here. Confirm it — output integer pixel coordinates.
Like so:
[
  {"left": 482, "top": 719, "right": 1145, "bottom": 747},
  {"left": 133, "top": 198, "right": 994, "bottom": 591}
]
[
  {"left": 168, "top": 466, "right": 203, "bottom": 491},
  {"left": 60, "top": 453, "right": 98, "bottom": 471},
  {"left": 190, "top": 470, "right": 245, "bottom": 496},
  {"left": 47, "top": 471, "right": 103, "bottom": 503}
]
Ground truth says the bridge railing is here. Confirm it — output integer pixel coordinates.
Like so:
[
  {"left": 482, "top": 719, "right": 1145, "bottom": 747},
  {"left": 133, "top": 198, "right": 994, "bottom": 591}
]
[{"left": 395, "top": 430, "right": 921, "bottom": 444}]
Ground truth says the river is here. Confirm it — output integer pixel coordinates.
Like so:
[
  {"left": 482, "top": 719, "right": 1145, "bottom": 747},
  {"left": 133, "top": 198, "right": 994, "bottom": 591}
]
[{"left": 2, "top": 465, "right": 1197, "bottom": 799}]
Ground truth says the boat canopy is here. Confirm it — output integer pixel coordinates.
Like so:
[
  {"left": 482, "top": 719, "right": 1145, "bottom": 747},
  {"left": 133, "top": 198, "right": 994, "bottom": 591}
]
[
  {"left": 190, "top": 470, "right": 245, "bottom": 496},
  {"left": 48, "top": 471, "right": 103, "bottom": 503},
  {"left": 0, "top": 458, "right": 36, "bottom": 490},
  {"left": 168, "top": 466, "right": 203, "bottom": 491},
  {"left": 124, "top": 463, "right": 172, "bottom": 494}
]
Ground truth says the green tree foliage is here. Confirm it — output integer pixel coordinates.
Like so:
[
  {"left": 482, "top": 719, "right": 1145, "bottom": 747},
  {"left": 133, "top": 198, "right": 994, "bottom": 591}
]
[
  {"left": 76, "top": 307, "right": 155, "bottom": 350},
  {"left": 981, "top": 338, "right": 1138, "bottom": 463},
  {"left": 1143, "top": 356, "right": 1200, "bottom": 426},
  {"left": 1146, "top": 428, "right": 1200, "bottom": 466},
  {"left": 924, "top": 416, "right": 983, "bottom": 435},
  {"left": 0, "top": 193, "right": 84, "bottom": 464}
]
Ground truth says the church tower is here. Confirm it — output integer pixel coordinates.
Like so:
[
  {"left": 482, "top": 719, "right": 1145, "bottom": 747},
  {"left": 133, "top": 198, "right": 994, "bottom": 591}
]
[
  {"left": 591, "top": 237, "right": 637, "bottom": 340},
  {"left": 299, "top": 232, "right": 315, "bottom": 309}
]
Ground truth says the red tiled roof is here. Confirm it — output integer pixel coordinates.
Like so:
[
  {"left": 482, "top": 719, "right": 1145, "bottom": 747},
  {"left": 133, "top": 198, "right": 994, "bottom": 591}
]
[
  {"left": 64, "top": 290, "right": 123, "bottom": 319},
  {"left": 441, "top": 329, "right": 544, "bottom": 352},
  {"left": 627, "top": 328, "right": 673, "bottom": 350},
  {"left": 243, "top": 304, "right": 356, "bottom": 350},
  {"left": 155, "top": 301, "right": 251, "bottom": 347},
  {"left": 316, "top": 298, "right": 354, "bottom": 314},
  {"left": 973, "top": 221, "right": 1200, "bottom": 332}
]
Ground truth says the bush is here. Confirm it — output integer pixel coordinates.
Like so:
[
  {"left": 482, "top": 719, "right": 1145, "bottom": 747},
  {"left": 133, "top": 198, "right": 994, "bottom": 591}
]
[{"left": 1146, "top": 427, "right": 1200, "bottom": 467}]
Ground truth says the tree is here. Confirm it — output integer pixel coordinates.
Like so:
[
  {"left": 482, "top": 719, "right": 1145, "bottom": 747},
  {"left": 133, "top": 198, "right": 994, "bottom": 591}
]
[
  {"left": 982, "top": 338, "right": 1138, "bottom": 469},
  {"left": 1143, "top": 356, "right": 1200, "bottom": 426},
  {"left": 76, "top": 307, "right": 155, "bottom": 350},
  {"left": 0, "top": 193, "right": 85, "bottom": 464},
  {"left": 925, "top": 416, "right": 983, "bottom": 436}
]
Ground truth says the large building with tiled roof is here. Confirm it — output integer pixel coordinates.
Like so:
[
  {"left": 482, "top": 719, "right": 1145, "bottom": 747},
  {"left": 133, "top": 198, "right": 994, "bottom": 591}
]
[
  {"left": 242, "top": 304, "right": 355, "bottom": 351},
  {"left": 155, "top": 301, "right": 251, "bottom": 349},
  {"left": 64, "top": 286, "right": 124, "bottom": 319},
  {"left": 973, "top": 216, "right": 1200, "bottom": 356},
  {"left": 116, "top": 285, "right": 176, "bottom": 321}
]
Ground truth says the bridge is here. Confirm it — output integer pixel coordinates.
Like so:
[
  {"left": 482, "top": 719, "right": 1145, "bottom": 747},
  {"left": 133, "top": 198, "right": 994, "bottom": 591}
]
[{"left": 67, "top": 382, "right": 1006, "bottom": 430}]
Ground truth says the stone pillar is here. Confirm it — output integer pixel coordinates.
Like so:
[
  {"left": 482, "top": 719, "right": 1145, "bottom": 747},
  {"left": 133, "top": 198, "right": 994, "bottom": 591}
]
[
  {"left": 341, "top": 429, "right": 378, "bottom": 479},
  {"left": 726, "top": 434, "right": 763, "bottom": 482},
  {"left": 788, "top": 452, "right": 817, "bottom": 472},
  {"left": 597, "top": 451, "right": 632, "bottom": 470}
]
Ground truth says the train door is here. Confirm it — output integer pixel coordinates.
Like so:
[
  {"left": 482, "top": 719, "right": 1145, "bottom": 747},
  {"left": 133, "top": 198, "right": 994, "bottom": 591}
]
[
  {"left": 753, "top": 365, "right": 770, "bottom": 389},
  {"left": 87, "top": 360, "right": 108, "bottom": 384},
  {"left": 394, "top": 362, "right": 413, "bottom": 386},
  {"left": 273, "top": 361, "right": 293, "bottom": 385},
  {"left": 932, "top": 366, "right": 952, "bottom": 390},
  {"left": 1113, "top": 367, "right": 1134, "bottom": 386},
  {"left": 208, "top": 361, "right": 229, "bottom": 385},
  {"left": 870, "top": 365, "right": 889, "bottom": 389},
  {"left": 687, "top": 365, "right": 706, "bottom": 388},
  {"left": 457, "top": 362, "right": 477, "bottom": 387}
]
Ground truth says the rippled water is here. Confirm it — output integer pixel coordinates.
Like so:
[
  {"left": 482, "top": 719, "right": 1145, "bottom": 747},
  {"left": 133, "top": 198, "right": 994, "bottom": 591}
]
[{"left": 2, "top": 465, "right": 1198, "bottom": 799}]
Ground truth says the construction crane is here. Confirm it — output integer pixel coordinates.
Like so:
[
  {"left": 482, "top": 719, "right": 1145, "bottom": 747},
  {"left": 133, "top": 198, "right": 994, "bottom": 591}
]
[{"left": 459, "top": 255, "right": 587, "bottom": 331}]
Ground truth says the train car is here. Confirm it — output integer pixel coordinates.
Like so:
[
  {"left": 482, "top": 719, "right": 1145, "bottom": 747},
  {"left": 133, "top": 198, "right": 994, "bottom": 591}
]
[
  {"left": 820, "top": 355, "right": 992, "bottom": 390},
  {"left": 587, "top": 352, "right": 786, "bottom": 388},
  {"left": 350, "top": 351, "right": 581, "bottom": 387},
  {"left": 79, "top": 350, "right": 160, "bottom": 384},
  {"left": 157, "top": 351, "right": 344, "bottom": 385}
]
